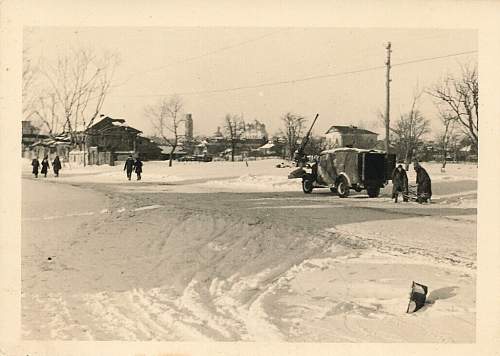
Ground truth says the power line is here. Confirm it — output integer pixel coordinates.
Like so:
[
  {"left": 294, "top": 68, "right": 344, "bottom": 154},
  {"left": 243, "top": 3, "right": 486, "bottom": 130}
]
[
  {"left": 114, "top": 31, "right": 454, "bottom": 90},
  {"left": 261, "top": 32, "right": 460, "bottom": 84},
  {"left": 112, "top": 49, "right": 477, "bottom": 98},
  {"left": 113, "top": 64, "right": 387, "bottom": 98},
  {"left": 178, "top": 64, "right": 387, "bottom": 96},
  {"left": 392, "top": 50, "right": 477, "bottom": 67},
  {"left": 113, "top": 29, "right": 288, "bottom": 87}
]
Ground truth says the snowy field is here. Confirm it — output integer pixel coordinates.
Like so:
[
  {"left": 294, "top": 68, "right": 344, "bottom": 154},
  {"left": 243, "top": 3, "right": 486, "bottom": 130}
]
[{"left": 21, "top": 158, "right": 477, "bottom": 342}]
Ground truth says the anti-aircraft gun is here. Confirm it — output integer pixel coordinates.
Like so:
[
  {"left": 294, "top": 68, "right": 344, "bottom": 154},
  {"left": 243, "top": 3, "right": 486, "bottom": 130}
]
[{"left": 293, "top": 113, "right": 320, "bottom": 167}]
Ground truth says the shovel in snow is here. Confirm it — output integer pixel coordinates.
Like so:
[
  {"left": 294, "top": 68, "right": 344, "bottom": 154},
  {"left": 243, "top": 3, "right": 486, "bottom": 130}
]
[{"left": 406, "top": 281, "right": 428, "bottom": 313}]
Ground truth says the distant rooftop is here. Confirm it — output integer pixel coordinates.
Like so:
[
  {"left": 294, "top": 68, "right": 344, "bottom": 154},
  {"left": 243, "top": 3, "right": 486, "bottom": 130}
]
[
  {"left": 88, "top": 115, "right": 142, "bottom": 134},
  {"left": 321, "top": 147, "right": 384, "bottom": 154},
  {"left": 326, "top": 125, "right": 378, "bottom": 135}
]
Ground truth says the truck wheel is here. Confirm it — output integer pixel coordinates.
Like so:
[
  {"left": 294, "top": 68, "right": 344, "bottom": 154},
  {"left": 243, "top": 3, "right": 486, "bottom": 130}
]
[
  {"left": 367, "top": 187, "right": 380, "bottom": 198},
  {"left": 337, "top": 178, "right": 350, "bottom": 198},
  {"left": 302, "top": 179, "right": 313, "bottom": 194}
]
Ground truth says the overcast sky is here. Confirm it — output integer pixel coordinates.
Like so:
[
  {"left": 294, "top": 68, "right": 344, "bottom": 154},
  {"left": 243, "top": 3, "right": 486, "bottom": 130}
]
[{"left": 24, "top": 27, "right": 477, "bottom": 138}]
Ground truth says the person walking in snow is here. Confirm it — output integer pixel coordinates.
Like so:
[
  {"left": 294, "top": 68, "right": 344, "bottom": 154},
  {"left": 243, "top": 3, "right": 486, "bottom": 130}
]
[
  {"left": 392, "top": 164, "right": 409, "bottom": 203},
  {"left": 124, "top": 154, "right": 135, "bottom": 181},
  {"left": 40, "top": 155, "right": 50, "bottom": 178},
  {"left": 414, "top": 162, "right": 432, "bottom": 203},
  {"left": 31, "top": 157, "right": 40, "bottom": 178},
  {"left": 52, "top": 155, "right": 62, "bottom": 177},
  {"left": 134, "top": 157, "right": 143, "bottom": 181}
]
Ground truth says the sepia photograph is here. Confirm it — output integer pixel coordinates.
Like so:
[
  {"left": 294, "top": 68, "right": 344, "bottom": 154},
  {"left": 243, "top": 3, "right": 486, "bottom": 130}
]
[
  {"left": 19, "top": 26, "right": 478, "bottom": 342},
  {"left": 1, "top": 1, "right": 500, "bottom": 355}
]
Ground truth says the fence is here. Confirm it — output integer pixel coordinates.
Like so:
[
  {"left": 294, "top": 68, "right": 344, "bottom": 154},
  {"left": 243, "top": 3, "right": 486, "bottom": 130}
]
[
  {"left": 88, "top": 147, "right": 113, "bottom": 166},
  {"left": 67, "top": 149, "right": 114, "bottom": 167},
  {"left": 68, "top": 150, "right": 88, "bottom": 167}
]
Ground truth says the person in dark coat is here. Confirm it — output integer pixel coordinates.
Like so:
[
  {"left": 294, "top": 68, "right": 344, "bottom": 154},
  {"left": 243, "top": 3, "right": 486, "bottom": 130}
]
[
  {"left": 311, "top": 159, "right": 319, "bottom": 180},
  {"left": 31, "top": 158, "right": 40, "bottom": 178},
  {"left": 124, "top": 155, "right": 135, "bottom": 181},
  {"left": 392, "top": 164, "right": 409, "bottom": 203},
  {"left": 414, "top": 162, "right": 432, "bottom": 203},
  {"left": 52, "top": 156, "right": 62, "bottom": 177},
  {"left": 40, "top": 156, "right": 50, "bottom": 178},
  {"left": 134, "top": 157, "right": 143, "bottom": 180}
]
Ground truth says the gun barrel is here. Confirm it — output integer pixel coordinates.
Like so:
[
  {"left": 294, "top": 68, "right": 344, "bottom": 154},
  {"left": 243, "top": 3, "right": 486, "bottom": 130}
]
[{"left": 298, "top": 113, "right": 320, "bottom": 155}]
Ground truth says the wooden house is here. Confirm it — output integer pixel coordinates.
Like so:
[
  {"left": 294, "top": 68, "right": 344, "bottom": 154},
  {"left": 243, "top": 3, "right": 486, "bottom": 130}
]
[
  {"left": 85, "top": 115, "right": 141, "bottom": 153},
  {"left": 325, "top": 125, "right": 378, "bottom": 149}
]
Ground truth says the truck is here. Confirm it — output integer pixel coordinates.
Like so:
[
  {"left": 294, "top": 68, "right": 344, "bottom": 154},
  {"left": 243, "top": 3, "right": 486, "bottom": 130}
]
[
  {"left": 288, "top": 147, "right": 396, "bottom": 197},
  {"left": 287, "top": 113, "right": 396, "bottom": 197}
]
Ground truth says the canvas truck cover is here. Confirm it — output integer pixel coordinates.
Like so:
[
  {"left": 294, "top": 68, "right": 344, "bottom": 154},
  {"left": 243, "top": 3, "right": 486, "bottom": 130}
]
[
  {"left": 317, "top": 150, "right": 361, "bottom": 186},
  {"left": 338, "top": 150, "right": 361, "bottom": 185},
  {"left": 317, "top": 152, "right": 337, "bottom": 186}
]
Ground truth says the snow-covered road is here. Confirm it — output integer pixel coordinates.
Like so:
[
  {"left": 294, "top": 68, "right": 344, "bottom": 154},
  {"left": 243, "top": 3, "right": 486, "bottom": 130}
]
[{"left": 21, "top": 160, "right": 477, "bottom": 342}]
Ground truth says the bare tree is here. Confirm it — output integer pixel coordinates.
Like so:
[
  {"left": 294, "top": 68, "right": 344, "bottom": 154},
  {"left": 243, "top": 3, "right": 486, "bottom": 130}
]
[
  {"left": 31, "top": 93, "right": 60, "bottom": 137},
  {"left": 23, "top": 47, "right": 59, "bottom": 135},
  {"left": 390, "top": 93, "right": 430, "bottom": 170},
  {"left": 145, "top": 95, "right": 184, "bottom": 167},
  {"left": 38, "top": 47, "right": 119, "bottom": 146},
  {"left": 428, "top": 63, "right": 478, "bottom": 149},
  {"left": 281, "top": 112, "right": 306, "bottom": 160},
  {"left": 304, "top": 135, "right": 329, "bottom": 156},
  {"left": 223, "top": 114, "right": 244, "bottom": 162},
  {"left": 435, "top": 110, "right": 459, "bottom": 172},
  {"left": 22, "top": 49, "right": 38, "bottom": 120}
]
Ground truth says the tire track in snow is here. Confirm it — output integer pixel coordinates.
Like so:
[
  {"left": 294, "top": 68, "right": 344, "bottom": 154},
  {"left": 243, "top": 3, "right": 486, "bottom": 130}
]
[{"left": 22, "top": 205, "right": 164, "bottom": 221}]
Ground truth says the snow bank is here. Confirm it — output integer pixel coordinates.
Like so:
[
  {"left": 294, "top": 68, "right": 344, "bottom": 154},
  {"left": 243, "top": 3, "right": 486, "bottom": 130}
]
[
  {"left": 198, "top": 174, "right": 301, "bottom": 192},
  {"left": 405, "top": 162, "right": 477, "bottom": 182}
]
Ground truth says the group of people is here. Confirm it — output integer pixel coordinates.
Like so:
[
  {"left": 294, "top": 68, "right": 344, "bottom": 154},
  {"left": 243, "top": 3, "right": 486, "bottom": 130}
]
[
  {"left": 124, "top": 155, "right": 143, "bottom": 181},
  {"left": 31, "top": 154, "right": 142, "bottom": 181},
  {"left": 31, "top": 155, "right": 62, "bottom": 178},
  {"left": 392, "top": 162, "right": 432, "bottom": 204}
]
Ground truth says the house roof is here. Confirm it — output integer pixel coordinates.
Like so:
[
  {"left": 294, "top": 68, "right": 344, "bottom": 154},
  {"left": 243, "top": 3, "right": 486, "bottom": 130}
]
[
  {"left": 30, "top": 134, "right": 72, "bottom": 147},
  {"left": 149, "top": 136, "right": 186, "bottom": 145},
  {"left": 87, "top": 115, "right": 142, "bottom": 134},
  {"left": 258, "top": 142, "right": 275, "bottom": 150},
  {"left": 321, "top": 147, "right": 385, "bottom": 155},
  {"left": 159, "top": 145, "right": 187, "bottom": 154},
  {"left": 325, "top": 125, "right": 378, "bottom": 135},
  {"left": 22, "top": 133, "right": 48, "bottom": 140}
]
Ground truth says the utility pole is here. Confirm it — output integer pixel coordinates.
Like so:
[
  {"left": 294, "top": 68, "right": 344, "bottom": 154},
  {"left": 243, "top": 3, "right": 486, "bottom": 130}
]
[{"left": 385, "top": 41, "right": 392, "bottom": 153}]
